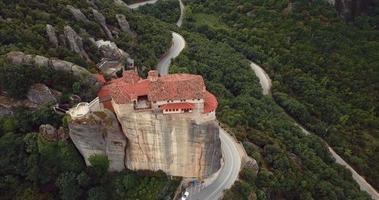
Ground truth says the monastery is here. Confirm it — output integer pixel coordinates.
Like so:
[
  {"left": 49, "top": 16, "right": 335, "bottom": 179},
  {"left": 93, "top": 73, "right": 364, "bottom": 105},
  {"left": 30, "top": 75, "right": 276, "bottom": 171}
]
[{"left": 68, "top": 70, "right": 222, "bottom": 178}]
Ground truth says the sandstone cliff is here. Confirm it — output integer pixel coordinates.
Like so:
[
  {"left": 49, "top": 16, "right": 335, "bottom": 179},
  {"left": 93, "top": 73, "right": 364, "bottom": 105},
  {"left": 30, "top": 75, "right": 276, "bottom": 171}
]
[
  {"left": 69, "top": 110, "right": 126, "bottom": 171},
  {"left": 68, "top": 105, "right": 222, "bottom": 178},
  {"left": 112, "top": 104, "right": 222, "bottom": 178}
]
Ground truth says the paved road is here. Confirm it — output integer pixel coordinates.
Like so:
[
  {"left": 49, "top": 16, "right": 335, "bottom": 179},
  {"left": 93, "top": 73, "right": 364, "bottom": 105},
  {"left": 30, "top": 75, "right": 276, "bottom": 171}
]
[
  {"left": 176, "top": 0, "right": 184, "bottom": 27},
  {"left": 146, "top": 2, "right": 242, "bottom": 199},
  {"left": 157, "top": 32, "right": 185, "bottom": 75},
  {"left": 250, "top": 61, "right": 379, "bottom": 200},
  {"left": 127, "top": 0, "right": 158, "bottom": 9},
  {"left": 156, "top": 26, "right": 242, "bottom": 200},
  {"left": 188, "top": 128, "right": 241, "bottom": 200},
  {"left": 250, "top": 62, "right": 272, "bottom": 95}
]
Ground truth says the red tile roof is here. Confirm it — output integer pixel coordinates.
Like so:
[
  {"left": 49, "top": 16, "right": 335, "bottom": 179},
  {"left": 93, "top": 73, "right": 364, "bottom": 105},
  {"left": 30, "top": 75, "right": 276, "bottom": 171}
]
[
  {"left": 204, "top": 91, "right": 218, "bottom": 113},
  {"left": 103, "top": 70, "right": 206, "bottom": 104},
  {"left": 161, "top": 103, "right": 195, "bottom": 110},
  {"left": 97, "top": 70, "right": 218, "bottom": 113}
]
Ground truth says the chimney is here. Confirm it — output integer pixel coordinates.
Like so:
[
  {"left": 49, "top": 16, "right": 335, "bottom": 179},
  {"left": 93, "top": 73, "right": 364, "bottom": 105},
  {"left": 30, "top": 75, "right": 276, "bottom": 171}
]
[{"left": 148, "top": 70, "right": 158, "bottom": 82}]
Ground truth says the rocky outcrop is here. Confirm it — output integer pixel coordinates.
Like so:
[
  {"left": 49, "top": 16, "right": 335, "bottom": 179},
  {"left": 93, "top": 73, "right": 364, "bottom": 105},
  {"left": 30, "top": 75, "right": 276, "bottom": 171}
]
[
  {"left": 58, "top": 34, "right": 67, "bottom": 48},
  {"left": 6, "top": 51, "right": 99, "bottom": 88},
  {"left": 328, "top": 0, "right": 376, "bottom": 19},
  {"left": 114, "top": 107, "right": 222, "bottom": 178},
  {"left": 63, "top": 26, "right": 89, "bottom": 61},
  {"left": 0, "top": 95, "right": 38, "bottom": 117},
  {"left": 27, "top": 83, "right": 57, "bottom": 105},
  {"left": 0, "top": 106, "right": 13, "bottom": 117},
  {"left": 92, "top": 9, "right": 113, "bottom": 40},
  {"left": 66, "top": 5, "right": 90, "bottom": 23},
  {"left": 39, "top": 124, "right": 68, "bottom": 141},
  {"left": 116, "top": 14, "right": 135, "bottom": 36},
  {"left": 95, "top": 40, "right": 129, "bottom": 61},
  {"left": 87, "top": 0, "right": 98, "bottom": 8},
  {"left": 6, "top": 50, "right": 108, "bottom": 102},
  {"left": 113, "top": 0, "right": 130, "bottom": 8},
  {"left": 69, "top": 110, "right": 126, "bottom": 171},
  {"left": 46, "top": 24, "right": 59, "bottom": 47}
]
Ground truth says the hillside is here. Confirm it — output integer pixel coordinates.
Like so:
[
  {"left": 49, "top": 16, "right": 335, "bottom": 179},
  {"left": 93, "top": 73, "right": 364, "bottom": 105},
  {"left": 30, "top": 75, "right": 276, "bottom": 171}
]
[{"left": 0, "top": 0, "right": 378, "bottom": 200}]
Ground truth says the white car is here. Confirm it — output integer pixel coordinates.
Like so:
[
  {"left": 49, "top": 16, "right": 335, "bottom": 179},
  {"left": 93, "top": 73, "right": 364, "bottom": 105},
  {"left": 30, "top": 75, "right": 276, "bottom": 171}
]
[{"left": 181, "top": 191, "right": 190, "bottom": 200}]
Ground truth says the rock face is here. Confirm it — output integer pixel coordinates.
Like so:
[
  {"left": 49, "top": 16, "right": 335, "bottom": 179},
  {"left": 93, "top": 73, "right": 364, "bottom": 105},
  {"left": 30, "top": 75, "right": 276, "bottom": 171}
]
[
  {"left": 328, "top": 0, "right": 375, "bottom": 19},
  {"left": 66, "top": 5, "right": 90, "bottom": 23},
  {"left": 6, "top": 51, "right": 100, "bottom": 97},
  {"left": 64, "top": 26, "right": 89, "bottom": 60},
  {"left": 92, "top": 9, "right": 114, "bottom": 40},
  {"left": 0, "top": 106, "right": 13, "bottom": 117},
  {"left": 7, "top": 51, "right": 95, "bottom": 82},
  {"left": 46, "top": 24, "right": 59, "bottom": 47},
  {"left": 69, "top": 106, "right": 221, "bottom": 177},
  {"left": 27, "top": 83, "right": 57, "bottom": 105},
  {"left": 113, "top": 0, "right": 130, "bottom": 8},
  {"left": 116, "top": 14, "right": 134, "bottom": 36},
  {"left": 39, "top": 124, "right": 68, "bottom": 141},
  {"left": 69, "top": 110, "right": 126, "bottom": 171},
  {"left": 112, "top": 105, "right": 222, "bottom": 178},
  {"left": 95, "top": 40, "right": 129, "bottom": 61}
]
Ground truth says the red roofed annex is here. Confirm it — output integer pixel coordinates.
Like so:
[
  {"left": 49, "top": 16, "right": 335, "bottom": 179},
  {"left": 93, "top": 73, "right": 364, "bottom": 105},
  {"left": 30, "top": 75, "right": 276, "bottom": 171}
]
[{"left": 98, "top": 70, "right": 218, "bottom": 114}]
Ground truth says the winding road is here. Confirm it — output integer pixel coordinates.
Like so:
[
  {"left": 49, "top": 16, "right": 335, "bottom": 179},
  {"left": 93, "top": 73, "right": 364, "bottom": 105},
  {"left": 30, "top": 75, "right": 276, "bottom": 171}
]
[
  {"left": 127, "top": 0, "right": 158, "bottom": 9},
  {"left": 120, "top": 1, "right": 379, "bottom": 199},
  {"left": 250, "top": 62, "right": 379, "bottom": 200},
  {"left": 156, "top": 32, "right": 185, "bottom": 75},
  {"left": 138, "top": 1, "right": 242, "bottom": 199},
  {"left": 188, "top": 129, "right": 241, "bottom": 200}
]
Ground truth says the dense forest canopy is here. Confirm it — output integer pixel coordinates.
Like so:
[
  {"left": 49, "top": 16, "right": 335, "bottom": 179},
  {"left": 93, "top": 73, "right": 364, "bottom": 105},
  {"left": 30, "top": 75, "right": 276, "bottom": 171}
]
[
  {"left": 0, "top": 0, "right": 378, "bottom": 199},
  {"left": 177, "top": 0, "right": 379, "bottom": 193}
]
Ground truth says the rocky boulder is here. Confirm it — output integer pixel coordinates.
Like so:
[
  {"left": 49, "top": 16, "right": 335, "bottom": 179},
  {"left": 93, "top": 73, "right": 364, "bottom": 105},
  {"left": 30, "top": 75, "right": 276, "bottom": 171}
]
[
  {"left": 0, "top": 106, "right": 13, "bottom": 117},
  {"left": 113, "top": 0, "right": 130, "bottom": 9},
  {"left": 92, "top": 9, "right": 113, "bottom": 40},
  {"left": 66, "top": 5, "right": 90, "bottom": 23},
  {"left": 6, "top": 51, "right": 99, "bottom": 87},
  {"left": 46, "top": 24, "right": 59, "bottom": 47},
  {"left": 63, "top": 26, "right": 89, "bottom": 61},
  {"left": 26, "top": 84, "right": 57, "bottom": 105},
  {"left": 39, "top": 124, "right": 68, "bottom": 141},
  {"left": 0, "top": 95, "right": 38, "bottom": 116},
  {"left": 87, "top": 0, "right": 98, "bottom": 8},
  {"left": 115, "top": 14, "right": 135, "bottom": 36},
  {"left": 95, "top": 40, "right": 129, "bottom": 61}
]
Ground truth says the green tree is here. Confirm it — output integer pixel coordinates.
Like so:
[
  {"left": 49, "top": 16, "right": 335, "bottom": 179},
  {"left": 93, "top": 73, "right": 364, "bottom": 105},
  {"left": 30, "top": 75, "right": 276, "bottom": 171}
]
[
  {"left": 89, "top": 154, "right": 110, "bottom": 176},
  {"left": 56, "top": 172, "right": 81, "bottom": 200}
]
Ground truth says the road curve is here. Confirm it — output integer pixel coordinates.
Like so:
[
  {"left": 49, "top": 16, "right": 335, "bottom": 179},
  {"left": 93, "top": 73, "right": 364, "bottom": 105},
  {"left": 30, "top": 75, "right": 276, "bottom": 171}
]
[
  {"left": 127, "top": 0, "right": 158, "bottom": 9},
  {"left": 176, "top": 0, "right": 185, "bottom": 27},
  {"left": 188, "top": 128, "right": 241, "bottom": 200},
  {"left": 250, "top": 62, "right": 272, "bottom": 95},
  {"left": 250, "top": 61, "right": 379, "bottom": 200},
  {"left": 146, "top": 1, "right": 242, "bottom": 199},
  {"left": 157, "top": 32, "right": 185, "bottom": 75}
]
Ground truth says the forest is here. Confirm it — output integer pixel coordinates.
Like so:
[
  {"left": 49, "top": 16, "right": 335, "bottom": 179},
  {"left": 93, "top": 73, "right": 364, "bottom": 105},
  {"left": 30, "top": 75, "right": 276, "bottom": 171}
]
[
  {"left": 0, "top": 0, "right": 179, "bottom": 199},
  {"left": 177, "top": 0, "right": 379, "bottom": 195},
  {"left": 139, "top": 0, "right": 377, "bottom": 199},
  {"left": 0, "top": 0, "right": 378, "bottom": 199}
]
